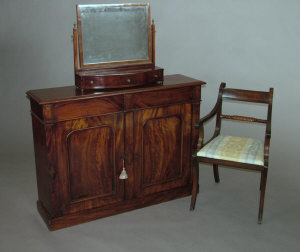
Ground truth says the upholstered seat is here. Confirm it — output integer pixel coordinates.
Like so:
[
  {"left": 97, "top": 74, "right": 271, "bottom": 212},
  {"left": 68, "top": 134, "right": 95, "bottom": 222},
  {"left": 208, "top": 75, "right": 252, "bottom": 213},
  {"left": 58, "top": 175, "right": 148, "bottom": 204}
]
[{"left": 197, "top": 135, "right": 264, "bottom": 166}]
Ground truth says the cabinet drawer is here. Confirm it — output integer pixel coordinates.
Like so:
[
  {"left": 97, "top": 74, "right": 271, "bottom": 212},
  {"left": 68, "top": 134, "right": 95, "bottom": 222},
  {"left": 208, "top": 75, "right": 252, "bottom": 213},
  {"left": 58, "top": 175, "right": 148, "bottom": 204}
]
[
  {"left": 146, "top": 68, "right": 163, "bottom": 83},
  {"left": 49, "top": 95, "right": 123, "bottom": 122},
  {"left": 76, "top": 68, "right": 164, "bottom": 90},
  {"left": 124, "top": 86, "right": 193, "bottom": 110},
  {"left": 80, "top": 72, "right": 146, "bottom": 89}
]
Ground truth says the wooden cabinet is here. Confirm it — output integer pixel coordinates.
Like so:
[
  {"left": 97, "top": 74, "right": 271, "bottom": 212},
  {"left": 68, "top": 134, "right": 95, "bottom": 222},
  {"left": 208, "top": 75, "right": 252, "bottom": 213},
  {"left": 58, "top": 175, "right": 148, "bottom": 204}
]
[{"left": 27, "top": 75, "right": 205, "bottom": 230}]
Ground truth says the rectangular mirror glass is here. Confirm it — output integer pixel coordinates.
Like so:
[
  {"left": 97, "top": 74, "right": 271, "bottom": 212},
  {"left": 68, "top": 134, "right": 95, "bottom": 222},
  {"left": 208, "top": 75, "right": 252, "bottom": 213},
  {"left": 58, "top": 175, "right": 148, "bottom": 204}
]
[{"left": 77, "top": 4, "right": 152, "bottom": 68}]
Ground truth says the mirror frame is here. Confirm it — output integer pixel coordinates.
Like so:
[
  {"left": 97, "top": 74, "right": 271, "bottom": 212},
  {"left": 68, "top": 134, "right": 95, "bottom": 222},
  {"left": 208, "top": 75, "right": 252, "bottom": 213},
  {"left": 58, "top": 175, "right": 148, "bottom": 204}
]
[{"left": 76, "top": 3, "right": 153, "bottom": 69}]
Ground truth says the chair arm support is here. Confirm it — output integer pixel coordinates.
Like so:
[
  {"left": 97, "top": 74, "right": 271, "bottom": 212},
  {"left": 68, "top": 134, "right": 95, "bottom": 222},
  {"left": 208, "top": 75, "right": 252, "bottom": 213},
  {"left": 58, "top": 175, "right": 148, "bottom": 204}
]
[
  {"left": 195, "top": 109, "right": 219, "bottom": 151},
  {"left": 263, "top": 134, "right": 271, "bottom": 167},
  {"left": 195, "top": 101, "right": 222, "bottom": 151},
  {"left": 194, "top": 82, "right": 225, "bottom": 152}
]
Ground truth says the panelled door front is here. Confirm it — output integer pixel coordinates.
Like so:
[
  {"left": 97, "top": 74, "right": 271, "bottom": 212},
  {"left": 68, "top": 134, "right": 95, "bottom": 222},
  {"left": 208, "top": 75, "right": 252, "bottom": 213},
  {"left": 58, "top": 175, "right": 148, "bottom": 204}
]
[
  {"left": 132, "top": 104, "right": 192, "bottom": 197},
  {"left": 55, "top": 113, "right": 125, "bottom": 214}
]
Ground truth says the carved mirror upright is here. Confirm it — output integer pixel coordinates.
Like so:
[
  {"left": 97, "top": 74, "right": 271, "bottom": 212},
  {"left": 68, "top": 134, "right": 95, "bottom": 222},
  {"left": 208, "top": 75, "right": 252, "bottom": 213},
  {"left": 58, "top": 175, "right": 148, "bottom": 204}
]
[{"left": 73, "top": 3, "right": 164, "bottom": 90}]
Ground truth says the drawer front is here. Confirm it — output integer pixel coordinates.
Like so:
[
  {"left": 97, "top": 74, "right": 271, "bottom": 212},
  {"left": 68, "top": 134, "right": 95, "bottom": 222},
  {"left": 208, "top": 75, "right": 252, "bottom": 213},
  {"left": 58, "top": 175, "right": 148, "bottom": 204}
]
[
  {"left": 76, "top": 68, "right": 164, "bottom": 90},
  {"left": 80, "top": 72, "right": 147, "bottom": 89},
  {"left": 45, "top": 95, "right": 124, "bottom": 122},
  {"left": 124, "top": 86, "right": 193, "bottom": 110},
  {"left": 146, "top": 68, "right": 164, "bottom": 83}
]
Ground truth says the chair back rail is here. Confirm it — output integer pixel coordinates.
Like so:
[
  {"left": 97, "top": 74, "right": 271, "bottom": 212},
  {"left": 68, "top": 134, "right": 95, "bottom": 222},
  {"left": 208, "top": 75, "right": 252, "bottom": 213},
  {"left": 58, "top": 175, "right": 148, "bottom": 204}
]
[{"left": 222, "top": 88, "right": 271, "bottom": 104}]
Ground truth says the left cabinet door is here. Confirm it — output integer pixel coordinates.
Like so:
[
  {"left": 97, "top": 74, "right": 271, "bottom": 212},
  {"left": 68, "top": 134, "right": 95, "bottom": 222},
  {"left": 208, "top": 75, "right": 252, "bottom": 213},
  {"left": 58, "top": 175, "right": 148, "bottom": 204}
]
[{"left": 55, "top": 113, "right": 125, "bottom": 215}]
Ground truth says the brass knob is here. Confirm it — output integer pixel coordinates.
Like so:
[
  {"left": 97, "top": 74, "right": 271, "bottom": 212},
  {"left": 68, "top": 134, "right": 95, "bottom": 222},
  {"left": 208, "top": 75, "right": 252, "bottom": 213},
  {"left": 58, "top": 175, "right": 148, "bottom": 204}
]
[
  {"left": 90, "top": 80, "right": 94, "bottom": 84},
  {"left": 127, "top": 79, "right": 131, "bottom": 83}
]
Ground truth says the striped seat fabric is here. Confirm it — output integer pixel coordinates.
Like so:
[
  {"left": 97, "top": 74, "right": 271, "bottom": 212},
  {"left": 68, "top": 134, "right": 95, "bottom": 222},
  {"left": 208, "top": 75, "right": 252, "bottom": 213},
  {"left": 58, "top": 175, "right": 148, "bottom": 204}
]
[{"left": 197, "top": 135, "right": 264, "bottom": 166}]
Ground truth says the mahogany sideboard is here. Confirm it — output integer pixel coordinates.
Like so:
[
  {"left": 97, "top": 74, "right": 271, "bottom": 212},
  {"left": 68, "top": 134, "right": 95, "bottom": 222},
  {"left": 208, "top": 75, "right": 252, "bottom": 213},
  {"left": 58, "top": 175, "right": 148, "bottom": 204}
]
[{"left": 26, "top": 74, "right": 205, "bottom": 230}]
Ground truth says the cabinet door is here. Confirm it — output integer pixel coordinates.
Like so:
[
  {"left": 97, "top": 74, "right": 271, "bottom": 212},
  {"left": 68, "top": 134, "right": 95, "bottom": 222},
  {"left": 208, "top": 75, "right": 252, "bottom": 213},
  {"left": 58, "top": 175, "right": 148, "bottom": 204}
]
[
  {"left": 132, "top": 104, "right": 192, "bottom": 197},
  {"left": 55, "top": 113, "right": 124, "bottom": 214}
]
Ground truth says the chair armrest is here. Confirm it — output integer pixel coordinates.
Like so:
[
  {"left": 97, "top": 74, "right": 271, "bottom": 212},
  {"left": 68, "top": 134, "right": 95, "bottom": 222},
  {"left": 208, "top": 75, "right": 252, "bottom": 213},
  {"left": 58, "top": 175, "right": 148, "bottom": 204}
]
[
  {"left": 195, "top": 93, "right": 223, "bottom": 128},
  {"left": 195, "top": 108, "right": 218, "bottom": 129}
]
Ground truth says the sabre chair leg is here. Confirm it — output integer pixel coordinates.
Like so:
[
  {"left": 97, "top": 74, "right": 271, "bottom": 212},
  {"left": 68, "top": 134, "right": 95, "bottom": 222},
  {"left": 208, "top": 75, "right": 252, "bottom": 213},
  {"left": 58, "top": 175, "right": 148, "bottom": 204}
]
[
  {"left": 259, "top": 172, "right": 264, "bottom": 190},
  {"left": 213, "top": 164, "right": 220, "bottom": 183},
  {"left": 258, "top": 169, "right": 268, "bottom": 224},
  {"left": 190, "top": 158, "right": 199, "bottom": 211}
]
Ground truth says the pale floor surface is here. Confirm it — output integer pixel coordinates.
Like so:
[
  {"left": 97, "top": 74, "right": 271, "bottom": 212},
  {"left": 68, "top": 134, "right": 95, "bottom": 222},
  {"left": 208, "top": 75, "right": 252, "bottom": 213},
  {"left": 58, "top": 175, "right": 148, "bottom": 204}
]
[{"left": 1, "top": 153, "right": 299, "bottom": 252}]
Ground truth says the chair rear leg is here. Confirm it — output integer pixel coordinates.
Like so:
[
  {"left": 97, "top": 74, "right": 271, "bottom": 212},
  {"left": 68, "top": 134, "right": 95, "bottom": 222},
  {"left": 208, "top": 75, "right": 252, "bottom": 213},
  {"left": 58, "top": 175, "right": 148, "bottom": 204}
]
[
  {"left": 259, "top": 172, "right": 263, "bottom": 190},
  {"left": 258, "top": 169, "right": 268, "bottom": 224},
  {"left": 190, "top": 158, "right": 199, "bottom": 211},
  {"left": 213, "top": 164, "right": 220, "bottom": 183}
]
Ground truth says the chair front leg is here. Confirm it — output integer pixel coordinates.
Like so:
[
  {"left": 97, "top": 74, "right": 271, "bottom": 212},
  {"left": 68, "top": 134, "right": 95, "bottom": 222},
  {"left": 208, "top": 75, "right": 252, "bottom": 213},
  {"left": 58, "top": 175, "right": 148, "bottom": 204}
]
[
  {"left": 190, "top": 157, "right": 199, "bottom": 211},
  {"left": 259, "top": 172, "right": 264, "bottom": 190},
  {"left": 258, "top": 168, "right": 268, "bottom": 224},
  {"left": 213, "top": 164, "right": 220, "bottom": 183}
]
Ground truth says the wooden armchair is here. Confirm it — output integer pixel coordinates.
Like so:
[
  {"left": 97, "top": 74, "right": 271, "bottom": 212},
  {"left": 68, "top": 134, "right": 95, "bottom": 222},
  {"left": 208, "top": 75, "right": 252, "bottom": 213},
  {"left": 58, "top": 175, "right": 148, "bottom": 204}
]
[{"left": 190, "top": 83, "right": 274, "bottom": 223}]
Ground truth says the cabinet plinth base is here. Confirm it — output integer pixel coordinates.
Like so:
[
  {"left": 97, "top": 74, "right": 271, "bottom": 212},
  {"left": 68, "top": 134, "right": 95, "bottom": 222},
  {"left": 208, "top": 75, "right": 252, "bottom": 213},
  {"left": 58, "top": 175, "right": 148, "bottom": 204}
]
[{"left": 38, "top": 186, "right": 192, "bottom": 231}]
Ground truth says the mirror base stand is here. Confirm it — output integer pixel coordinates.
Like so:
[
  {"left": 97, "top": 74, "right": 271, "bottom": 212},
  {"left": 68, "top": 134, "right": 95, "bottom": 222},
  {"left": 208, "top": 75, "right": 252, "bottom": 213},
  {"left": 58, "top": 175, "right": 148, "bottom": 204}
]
[{"left": 75, "top": 66, "right": 164, "bottom": 90}]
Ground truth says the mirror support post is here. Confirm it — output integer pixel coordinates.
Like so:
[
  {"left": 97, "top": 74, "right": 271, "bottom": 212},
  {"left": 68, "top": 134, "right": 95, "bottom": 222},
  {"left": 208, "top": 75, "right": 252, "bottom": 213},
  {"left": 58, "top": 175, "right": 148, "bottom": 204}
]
[
  {"left": 152, "top": 19, "right": 155, "bottom": 67},
  {"left": 73, "top": 25, "right": 79, "bottom": 72}
]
